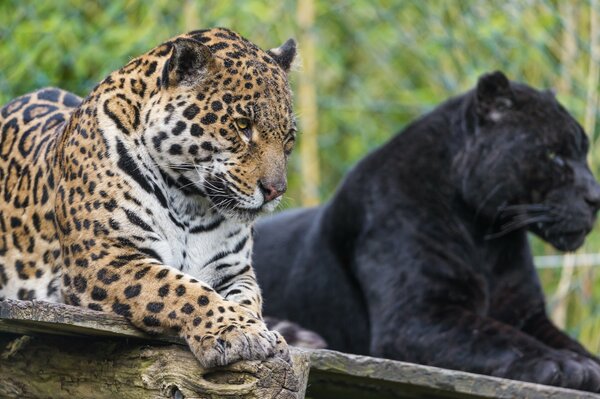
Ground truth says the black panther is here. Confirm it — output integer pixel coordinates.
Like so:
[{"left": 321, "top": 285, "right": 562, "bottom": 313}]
[{"left": 254, "top": 71, "right": 600, "bottom": 392}]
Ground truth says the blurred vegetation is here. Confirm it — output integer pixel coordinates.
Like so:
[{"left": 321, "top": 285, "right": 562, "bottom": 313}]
[{"left": 1, "top": 0, "right": 600, "bottom": 352}]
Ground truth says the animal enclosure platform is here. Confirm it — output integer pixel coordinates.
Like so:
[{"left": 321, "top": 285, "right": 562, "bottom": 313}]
[{"left": 0, "top": 299, "right": 598, "bottom": 399}]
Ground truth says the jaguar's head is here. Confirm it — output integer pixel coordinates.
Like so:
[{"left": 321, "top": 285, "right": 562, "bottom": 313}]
[
  {"left": 145, "top": 28, "right": 297, "bottom": 222},
  {"left": 455, "top": 71, "right": 600, "bottom": 251}
]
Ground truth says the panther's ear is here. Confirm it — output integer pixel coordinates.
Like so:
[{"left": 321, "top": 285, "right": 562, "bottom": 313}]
[
  {"left": 475, "top": 71, "right": 513, "bottom": 123},
  {"left": 162, "top": 38, "right": 214, "bottom": 88},
  {"left": 267, "top": 39, "right": 297, "bottom": 73}
]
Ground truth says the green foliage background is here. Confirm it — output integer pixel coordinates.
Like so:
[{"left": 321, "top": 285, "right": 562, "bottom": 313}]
[{"left": 1, "top": 1, "right": 600, "bottom": 352}]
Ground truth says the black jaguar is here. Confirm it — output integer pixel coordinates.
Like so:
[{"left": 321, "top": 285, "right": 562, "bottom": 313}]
[{"left": 255, "top": 72, "right": 600, "bottom": 392}]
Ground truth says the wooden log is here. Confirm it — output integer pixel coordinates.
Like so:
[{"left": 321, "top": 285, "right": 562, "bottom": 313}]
[
  {"left": 0, "top": 298, "right": 181, "bottom": 343},
  {"left": 2, "top": 299, "right": 599, "bottom": 399},
  {"left": 0, "top": 300, "right": 309, "bottom": 399},
  {"left": 0, "top": 333, "right": 309, "bottom": 399}
]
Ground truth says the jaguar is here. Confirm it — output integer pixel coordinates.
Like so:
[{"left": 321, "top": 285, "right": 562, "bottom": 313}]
[{"left": 0, "top": 27, "right": 297, "bottom": 368}]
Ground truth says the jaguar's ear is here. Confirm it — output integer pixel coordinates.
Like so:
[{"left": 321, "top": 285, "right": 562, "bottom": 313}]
[
  {"left": 475, "top": 71, "right": 513, "bottom": 123},
  {"left": 162, "top": 38, "right": 214, "bottom": 88},
  {"left": 267, "top": 38, "right": 297, "bottom": 73}
]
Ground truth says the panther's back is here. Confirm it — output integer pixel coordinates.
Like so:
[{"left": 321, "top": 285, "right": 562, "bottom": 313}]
[{"left": 0, "top": 87, "right": 81, "bottom": 301}]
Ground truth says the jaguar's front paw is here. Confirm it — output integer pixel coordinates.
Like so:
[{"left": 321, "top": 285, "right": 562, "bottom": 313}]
[
  {"left": 185, "top": 315, "right": 288, "bottom": 368},
  {"left": 271, "top": 329, "right": 291, "bottom": 363},
  {"left": 506, "top": 350, "right": 600, "bottom": 392}
]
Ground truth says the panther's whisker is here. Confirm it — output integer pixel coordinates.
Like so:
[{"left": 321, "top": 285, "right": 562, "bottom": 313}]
[
  {"left": 476, "top": 182, "right": 505, "bottom": 220},
  {"left": 485, "top": 214, "right": 555, "bottom": 240},
  {"left": 499, "top": 203, "right": 552, "bottom": 213}
]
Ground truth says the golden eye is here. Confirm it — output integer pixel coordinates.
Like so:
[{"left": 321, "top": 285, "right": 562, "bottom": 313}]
[
  {"left": 284, "top": 137, "right": 295, "bottom": 155},
  {"left": 235, "top": 118, "right": 252, "bottom": 141},
  {"left": 235, "top": 118, "right": 251, "bottom": 130},
  {"left": 547, "top": 150, "right": 556, "bottom": 160}
]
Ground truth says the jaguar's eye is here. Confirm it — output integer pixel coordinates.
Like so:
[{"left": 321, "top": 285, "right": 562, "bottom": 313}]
[
  {"left": 284, "top": 137, "right": 295, "bottom": 156},
  {"left": 235, "top": 118, "right": 252, "bottom": 140},
  {"left": 236, "top": 118, "right": 251, "bottom": 130}
]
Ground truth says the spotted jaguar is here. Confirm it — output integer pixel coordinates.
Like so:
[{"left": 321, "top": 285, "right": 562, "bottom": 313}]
[{"left": 0, "top": 27, "right": 297, "bottom": 368}]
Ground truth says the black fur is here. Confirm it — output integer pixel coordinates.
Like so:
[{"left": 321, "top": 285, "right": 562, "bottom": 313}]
[
  {"left": 162, "top": 38, "right": 213, "bottom": 88},
  {"left": 254, "top": 71, "right": 600, "bottom": 392},
  {"left": 267, "top": 38, "right": 297, "bottom": 73}
]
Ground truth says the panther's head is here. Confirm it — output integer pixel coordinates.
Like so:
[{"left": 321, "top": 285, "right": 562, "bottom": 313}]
[
  {"left": 455, "top": 71, "right": 600, "bottom": 251},
  {"left": 144, "top": 28, "right": 297, "bottom": 222}
]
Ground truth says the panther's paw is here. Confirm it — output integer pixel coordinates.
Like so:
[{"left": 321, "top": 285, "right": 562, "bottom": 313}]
[{"left": 506, "top": 349, "right": 600, "bottom": 393}]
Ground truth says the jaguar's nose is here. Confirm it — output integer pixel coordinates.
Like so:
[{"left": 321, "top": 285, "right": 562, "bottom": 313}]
[{"left": 259, "top": 178, "right": 287, "bottom": 202}]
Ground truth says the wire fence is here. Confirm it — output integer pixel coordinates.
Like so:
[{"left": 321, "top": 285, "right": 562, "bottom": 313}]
[{"left": 536, "top": 254, "right": 600, "bottom": 269}]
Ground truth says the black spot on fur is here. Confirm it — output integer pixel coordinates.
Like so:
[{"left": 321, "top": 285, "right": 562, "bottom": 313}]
[
  {"left": 190, "top": 123, "right": 203, "bottom": 137},
  {"left": 68, "top": 293, "right": 80, "bottom": 306},
  {"left": 73, "top": 275, "right": 87, "bottom": 293},
  {"left": 124, "top": 284, "right": 142, "bottom": 298},
  {"left": 200, "top": 113, "right": 217, "bottom": 125},
  {"left": 134, "top": 266, "right": 152, "bottom": 279},
  {"left": 37, "top": 88, "right": 60, "bottom": 102},
  {"left": 88, "top": 303, "right": 103, "bottom": 311},
  {"left": 201, "top": 142, "right": 214, "bottom": 152},
  {"left": 172, "top": 121, "right": 186, "bottom": 135},
  {"left": 91, "top": 286, "right": 108, "bottom": 301},
  {"left": 169, "top": 144, "right": 183, "bottom": 155},
  {"left": 147, "top": 302, "right": 165, "bottom": 313},
  {"left": 181, "top": 303, "right": 195, "bottom": 314},
  {"left": 112, "top": 302, "right": 132, "bottom": 318},
  {"left": 145, "top": 61, "right": 158, "bottom": 76},
  {"left": 17, "top": 288, "right": 35, "bottom": 300},
  {"left": 156, "top": 269, "right": 169, "bottom": 279},
  {"left": 183, "top": 104, "right": 200, "bottom": 120},
  {"left": 198, "top": 295, "right": 210, "bottom": 306},
  {"left": 158, "top": 284, "right": 170, "bottom": 297},
  {"left": 63, "top": 93, "right": 81, "bottom": 107},
  {"left": 143, "top": 316, "right": 161, "bottom": 327}
]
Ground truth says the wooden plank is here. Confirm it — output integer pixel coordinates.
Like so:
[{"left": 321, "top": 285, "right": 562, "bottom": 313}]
[
  {"left": 2, "top": 299, "right": 599, "bottom": 399},
  {"left": 307, "top": 349, "right": 600, "bottom": 399}
]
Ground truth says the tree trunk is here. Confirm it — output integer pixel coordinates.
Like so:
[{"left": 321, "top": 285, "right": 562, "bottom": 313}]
[{"left": 296, "top": 0, "right": 320, "bottom": 206}]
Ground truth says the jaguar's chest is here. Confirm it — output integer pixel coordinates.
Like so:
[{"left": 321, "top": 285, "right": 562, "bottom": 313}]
[{"left": 148, "top": 207, "right": 252, "bottom": 283}]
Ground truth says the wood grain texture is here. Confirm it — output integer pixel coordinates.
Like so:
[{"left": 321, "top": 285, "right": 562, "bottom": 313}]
[
  {"left": 0, "top": 298, "right": 180, "bottom": 342},
  {"left": 0, "top": 299, "right": 308, "bottom": 399}
]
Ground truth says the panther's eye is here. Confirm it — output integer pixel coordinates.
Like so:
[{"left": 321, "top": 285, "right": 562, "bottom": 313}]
[
  {"left": 547, "top": 150, "right": 565, "bottom": 167},
  {"left": 235, "top": 118, "right": 252, "bottom": 141}
]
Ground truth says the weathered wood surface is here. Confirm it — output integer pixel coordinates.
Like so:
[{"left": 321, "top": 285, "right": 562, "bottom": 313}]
[
  {"left": 0, "top": 299, "right": 309, "bottom": 399},
  {"left": 0, "top": 298, "right": 182, "bottom": 343},
  {"left": 307, "top": 349, "right": 600, "bottom": 399},
  {"left": 2, "top": 299, "right": 600, "bottom": 399},
  {"left": 0, "top": 334, "right": 308, "bottom": 399}
]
